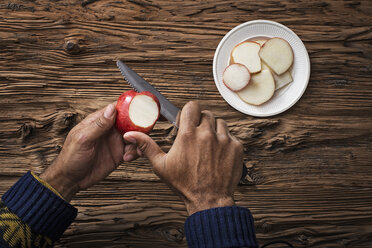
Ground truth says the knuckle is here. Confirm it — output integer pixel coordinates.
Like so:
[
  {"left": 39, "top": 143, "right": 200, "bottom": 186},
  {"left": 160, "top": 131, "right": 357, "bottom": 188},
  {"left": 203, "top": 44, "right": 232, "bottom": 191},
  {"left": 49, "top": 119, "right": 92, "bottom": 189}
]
[
  {"left": 218, "top": 135, "right": 229, "bottom": 145},
  {"left": 184, "top": 101, "right": 196, "bottom": 111},
  {"left": 138, "top": 141, "right": 150, "bottom": 153},
  {"left": 188, "top": 100, "right": 199, "bottom": 108},
  {"left": 95, "top": 117, "right": 106, "bottom": 129},
  {"left": 200, "top": 129, "right": 215, "bottom": 141},
  {"left": 184, "top": 101, "right": 200, "bottom": 113},
  {"left": 179, "top": 128, "right": 194, "bottom": 139}
]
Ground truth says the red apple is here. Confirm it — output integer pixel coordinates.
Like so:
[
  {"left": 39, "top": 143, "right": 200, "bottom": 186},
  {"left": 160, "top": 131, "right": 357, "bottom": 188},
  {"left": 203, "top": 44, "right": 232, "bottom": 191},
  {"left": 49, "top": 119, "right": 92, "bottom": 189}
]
[{"left": 115, "top": 90, "right": 160, "bottom": 134}]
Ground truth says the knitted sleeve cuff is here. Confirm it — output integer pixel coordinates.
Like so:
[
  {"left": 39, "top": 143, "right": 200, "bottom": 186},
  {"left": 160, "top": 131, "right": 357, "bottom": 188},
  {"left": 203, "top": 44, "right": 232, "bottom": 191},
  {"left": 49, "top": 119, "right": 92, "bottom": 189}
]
[
  {"left": 1, "top": 171, "right": 77, "bottom": 241},
  {"left": 184, "top": 206, "right": 258, "bottom": 248}
]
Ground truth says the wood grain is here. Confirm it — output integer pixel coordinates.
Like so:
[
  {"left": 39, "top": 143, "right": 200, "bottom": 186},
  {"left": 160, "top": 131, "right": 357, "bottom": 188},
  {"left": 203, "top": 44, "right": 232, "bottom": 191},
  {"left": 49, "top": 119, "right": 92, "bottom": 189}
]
[{"left": 0, "top": 0, "right": 371, "bottom": 247}]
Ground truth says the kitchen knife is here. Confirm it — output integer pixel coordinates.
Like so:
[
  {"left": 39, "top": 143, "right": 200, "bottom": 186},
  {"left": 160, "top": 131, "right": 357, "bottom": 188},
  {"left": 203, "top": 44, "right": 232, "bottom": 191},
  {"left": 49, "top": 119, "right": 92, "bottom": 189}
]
[{"left": 116, "top": 60, "right": 248, "bottom": 181}]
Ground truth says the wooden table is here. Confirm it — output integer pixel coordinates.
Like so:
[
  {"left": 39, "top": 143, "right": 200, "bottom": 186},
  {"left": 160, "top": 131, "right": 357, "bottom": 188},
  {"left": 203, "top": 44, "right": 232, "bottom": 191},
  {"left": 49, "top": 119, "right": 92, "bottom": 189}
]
[{"left": 1, "top": 0, "right": 371, "bottom": 247}]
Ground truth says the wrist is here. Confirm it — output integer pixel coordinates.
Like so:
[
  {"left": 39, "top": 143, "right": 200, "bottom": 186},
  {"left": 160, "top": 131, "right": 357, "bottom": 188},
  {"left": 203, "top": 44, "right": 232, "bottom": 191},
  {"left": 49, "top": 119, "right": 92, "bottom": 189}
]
[
  {"left": 40, "top": 167, "right": 79, "bottom": 202},
  {"left": 185, "top": 196, "right": 235, "bottom": 216}
]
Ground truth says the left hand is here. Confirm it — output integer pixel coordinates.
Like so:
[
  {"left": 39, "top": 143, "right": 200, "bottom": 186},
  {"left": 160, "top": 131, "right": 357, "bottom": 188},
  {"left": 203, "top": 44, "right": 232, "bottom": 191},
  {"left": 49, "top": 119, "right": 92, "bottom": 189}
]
[{"left": 40, "top": 103, "right": 139, "bottom": 201}]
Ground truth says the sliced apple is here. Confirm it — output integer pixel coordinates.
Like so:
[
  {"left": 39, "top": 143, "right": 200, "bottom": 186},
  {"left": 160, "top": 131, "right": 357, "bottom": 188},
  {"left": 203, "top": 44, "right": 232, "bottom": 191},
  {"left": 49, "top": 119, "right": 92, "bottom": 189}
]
[
  {"left": 274, "top": 70, "right": 293, "bottom": 90},
  {"left": 115, "top": 90, "right": 160, "bottom": 134},
  {"left": 237, "top": 69, "right": 275, "bottom": 105},
  {"left": 222, "top": 63, "right": 251, "bottom": 92},
  {"left": 254, "top": 39, "right": 267, "bottom": 46},
  {"left": 261, "top": 63, "right": 293, "bottom": 90},
  {"left": 259, "top": 38, "right": 294, "bottom": 75},
  {"left": 231, "top": 41, "right": 261, "bottom": 74}
]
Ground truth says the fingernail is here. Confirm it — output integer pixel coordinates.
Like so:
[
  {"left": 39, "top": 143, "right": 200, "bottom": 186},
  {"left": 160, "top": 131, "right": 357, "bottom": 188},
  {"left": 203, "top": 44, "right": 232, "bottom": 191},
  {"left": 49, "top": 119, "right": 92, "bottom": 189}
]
[
  {"left": 104, "top": 104, "right": 115, "bottom": 118},
  {"left": 124, "top": 154, "right": 134, "bottom": 162}
]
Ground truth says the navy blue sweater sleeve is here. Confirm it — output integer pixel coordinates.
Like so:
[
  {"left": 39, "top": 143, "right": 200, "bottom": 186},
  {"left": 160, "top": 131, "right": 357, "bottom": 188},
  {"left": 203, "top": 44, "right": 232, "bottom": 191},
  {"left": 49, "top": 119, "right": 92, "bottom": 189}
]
[
  {"left": 184, "top": 206, "right": 258, "bottom": 248},
  {"left": 1, "top": 171, "right": 77, "bottom": 241}
]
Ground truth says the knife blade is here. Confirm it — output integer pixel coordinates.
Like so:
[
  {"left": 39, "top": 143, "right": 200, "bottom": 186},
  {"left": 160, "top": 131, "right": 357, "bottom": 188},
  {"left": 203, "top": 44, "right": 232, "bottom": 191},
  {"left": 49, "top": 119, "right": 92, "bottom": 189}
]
[
  {"left": 116, "top": 60, "right": 179, "bottom": 127},
  {"left": 116, "top": 60, "right": 248, "bottom": 182}
]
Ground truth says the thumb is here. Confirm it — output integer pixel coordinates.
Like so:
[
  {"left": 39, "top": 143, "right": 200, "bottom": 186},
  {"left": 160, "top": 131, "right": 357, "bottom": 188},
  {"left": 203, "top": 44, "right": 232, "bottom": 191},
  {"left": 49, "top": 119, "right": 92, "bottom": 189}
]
[
  {"left": 88, "top": 103, "right": 116, "bottom": 141},
  {"left": 124, "top": 131, "right": 166, "bottom": 169}
]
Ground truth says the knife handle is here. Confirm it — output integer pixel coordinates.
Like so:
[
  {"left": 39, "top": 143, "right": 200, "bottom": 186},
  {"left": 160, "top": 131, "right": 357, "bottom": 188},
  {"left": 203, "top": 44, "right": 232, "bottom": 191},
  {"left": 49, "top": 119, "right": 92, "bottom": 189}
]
[{"left": 240, "top": 163, "right": 248, "bottom": 181}]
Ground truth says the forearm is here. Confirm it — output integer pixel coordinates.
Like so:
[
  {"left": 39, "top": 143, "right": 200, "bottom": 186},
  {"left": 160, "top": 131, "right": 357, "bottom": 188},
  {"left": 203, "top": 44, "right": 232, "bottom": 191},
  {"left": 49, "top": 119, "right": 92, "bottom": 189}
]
[{"left": 0, "top": 172, "right": 77, "bottom": 248}]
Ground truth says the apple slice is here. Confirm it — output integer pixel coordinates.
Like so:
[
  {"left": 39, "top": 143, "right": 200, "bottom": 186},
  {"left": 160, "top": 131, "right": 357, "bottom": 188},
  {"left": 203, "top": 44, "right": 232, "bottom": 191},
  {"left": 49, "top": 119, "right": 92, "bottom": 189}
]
[
  {"left": 115, "top": 90, "right": 160, "bottom": 134},
  {"left": 222, "top": 63, "right": 251, "bottom": 92},
  {"left": 274, "top": 70, "right": 293, "bottom": 90},
  {"left": 237, "top": 69, "right": 275, "bottom": 105},
  {"left": 261, "top": 62, "right": 293, "bottom": 90},
  {"left": 254, "top": 39, "right": 267, "bottom": 46},
  {"left": 259, "top": 38, "right": 294, "bottom": 75},
  {"left": 231, "top": 41, "right": 261, "bottom": 73}
]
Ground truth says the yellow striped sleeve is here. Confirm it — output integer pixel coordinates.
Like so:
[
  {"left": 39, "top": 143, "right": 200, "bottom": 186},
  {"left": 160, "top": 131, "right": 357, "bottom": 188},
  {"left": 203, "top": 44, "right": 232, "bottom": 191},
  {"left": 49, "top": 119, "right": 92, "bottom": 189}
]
[{"left": 30, "top": 172, "right": 64, "bottom": 200}]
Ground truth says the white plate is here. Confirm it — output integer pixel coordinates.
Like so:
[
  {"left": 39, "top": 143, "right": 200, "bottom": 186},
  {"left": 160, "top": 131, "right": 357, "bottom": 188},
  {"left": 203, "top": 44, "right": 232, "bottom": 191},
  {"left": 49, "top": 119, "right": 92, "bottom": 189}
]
[{"left": 213, "top": 20, "right": 310, "bottom": 117}]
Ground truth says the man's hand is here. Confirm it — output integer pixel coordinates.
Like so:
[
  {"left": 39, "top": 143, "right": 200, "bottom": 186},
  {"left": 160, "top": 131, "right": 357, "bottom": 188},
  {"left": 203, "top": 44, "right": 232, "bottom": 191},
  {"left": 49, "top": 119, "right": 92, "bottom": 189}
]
[
  {"left": 40, "top": 103, "right": 139, "bottom": 202},
  {"left": 124, "top": 101, "right": 244, "bottom": 215}
]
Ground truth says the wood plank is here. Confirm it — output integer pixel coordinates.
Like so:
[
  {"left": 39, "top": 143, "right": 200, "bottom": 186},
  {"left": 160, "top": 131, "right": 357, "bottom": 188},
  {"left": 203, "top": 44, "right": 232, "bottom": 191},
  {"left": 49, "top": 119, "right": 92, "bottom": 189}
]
[{"left": 0, "top": 0, "right": 371, "bottom": 247}]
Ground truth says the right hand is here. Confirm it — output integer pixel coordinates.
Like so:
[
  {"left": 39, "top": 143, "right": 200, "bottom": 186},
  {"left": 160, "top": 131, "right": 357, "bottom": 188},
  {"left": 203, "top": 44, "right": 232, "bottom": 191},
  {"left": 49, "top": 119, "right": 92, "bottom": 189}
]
[{"left": 123, "top": 101, "right": 244, "bottom": 215}]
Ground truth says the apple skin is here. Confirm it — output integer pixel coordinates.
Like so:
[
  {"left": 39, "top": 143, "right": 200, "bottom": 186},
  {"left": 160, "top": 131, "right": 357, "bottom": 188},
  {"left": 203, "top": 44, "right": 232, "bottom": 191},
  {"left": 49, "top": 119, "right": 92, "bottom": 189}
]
[{"left": 115, "top": 90, "right": 160, "bottom": 135}]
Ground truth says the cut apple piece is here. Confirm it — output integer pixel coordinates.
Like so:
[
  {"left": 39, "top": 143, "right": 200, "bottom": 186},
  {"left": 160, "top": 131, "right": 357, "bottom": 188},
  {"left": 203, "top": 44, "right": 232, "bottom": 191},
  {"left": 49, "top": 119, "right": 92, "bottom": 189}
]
[
  {"left": 231, "top": 41, "right": 261, "bottom": 73},
  {"left": 259, "top": 38, "right": 294, "bottom": 75},
  {"left": 261, "top": 63, "right": 293, "bottom": 90},
  {"left": 274, "top": 70, "right": 293, "bottom": 90},
  {"left": 237, "top": 69, "right": 275, "bottom": 105},
  {"left": 115, "top": 90, "right": 160, "bottom": 134},
  {"left": 222, "top": 63, "right": 251, "bottom": 92},
  {"left": 254, "top": 39, "right": 267, "bottom": 46}
]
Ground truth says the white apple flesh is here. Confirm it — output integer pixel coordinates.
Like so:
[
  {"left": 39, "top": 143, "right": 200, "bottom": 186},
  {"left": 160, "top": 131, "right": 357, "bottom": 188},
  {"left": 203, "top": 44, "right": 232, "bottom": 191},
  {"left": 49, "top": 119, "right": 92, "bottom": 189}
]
[
  {"left": 231, "top": 41, "right": 261, "bottom": 74},
  {"left": 237, "top": 69, "right": 275, "bottom": 105},
  {"left": 222, "top": 63, "right": 251, "bottom": 92},
  {"left": 129, "top": 95, "right": 159, "bottom": 128},
  {"left": 115, "top": 90, "right": 160, "bottom": 134},
  {"left": 259, "top": 38, "right": 294, "bottom": 75}
]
